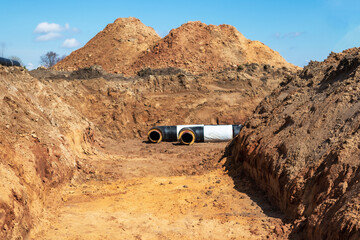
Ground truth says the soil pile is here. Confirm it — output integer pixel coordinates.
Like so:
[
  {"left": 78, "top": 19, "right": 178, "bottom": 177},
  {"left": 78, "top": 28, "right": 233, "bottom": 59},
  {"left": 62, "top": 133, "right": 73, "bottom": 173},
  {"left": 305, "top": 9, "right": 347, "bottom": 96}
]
[
  {"left": 54, "top": 17, "right": 160, "bottom": 74},
  {"left": 225, "top": 47, "right": 360, "bottom": 239},
  {"left": 54, "top": 18, "right": 298, "bottom": 75},
  {"left": 132, "top": 21, "right": 297, "bottom": 74}
]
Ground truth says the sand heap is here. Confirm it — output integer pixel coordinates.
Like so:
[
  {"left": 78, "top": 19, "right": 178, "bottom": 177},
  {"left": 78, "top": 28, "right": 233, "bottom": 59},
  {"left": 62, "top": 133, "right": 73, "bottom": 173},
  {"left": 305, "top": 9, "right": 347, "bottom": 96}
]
[
  {"left": 54, "top": 18, "right": 297, "bottom": 75},
  {"left": 226, "top": 48, "right": 360, "bottom": 239},
  {"left": 54, "top": 17, "right": 160, "bottom": 74}
]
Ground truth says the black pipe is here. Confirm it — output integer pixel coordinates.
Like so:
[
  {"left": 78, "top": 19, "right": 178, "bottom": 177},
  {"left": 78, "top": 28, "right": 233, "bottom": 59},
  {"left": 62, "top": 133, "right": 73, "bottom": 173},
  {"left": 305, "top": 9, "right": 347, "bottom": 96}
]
[
  {"left": 0, "top": 57, "right": 21, "bottom": 67},
  {"left": 148, "top": 126, "right": 177, "bottom": 143},
  {"left": 178, "top": 127, "right": 204, "bottom": 145}
]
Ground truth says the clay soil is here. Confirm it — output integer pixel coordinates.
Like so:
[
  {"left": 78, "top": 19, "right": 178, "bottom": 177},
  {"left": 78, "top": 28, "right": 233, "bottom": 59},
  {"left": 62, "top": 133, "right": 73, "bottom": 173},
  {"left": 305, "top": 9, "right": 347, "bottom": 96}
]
[{"left": 30, "top": 140, "right": 291, "bottom": 240}]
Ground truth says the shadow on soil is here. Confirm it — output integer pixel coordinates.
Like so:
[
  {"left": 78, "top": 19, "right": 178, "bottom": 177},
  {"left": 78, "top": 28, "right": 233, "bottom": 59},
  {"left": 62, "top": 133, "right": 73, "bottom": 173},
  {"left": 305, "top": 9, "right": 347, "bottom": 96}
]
[{"left": 220, "top": 140, "right": 301, "bottom": 239}]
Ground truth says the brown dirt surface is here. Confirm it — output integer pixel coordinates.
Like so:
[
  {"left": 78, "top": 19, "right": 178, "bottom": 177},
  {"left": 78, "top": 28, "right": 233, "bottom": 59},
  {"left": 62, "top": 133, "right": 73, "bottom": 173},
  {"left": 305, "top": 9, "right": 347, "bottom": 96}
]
[
  {"left": 225, "top": 47, "right": 360, "bottom": 239},
  {"left": 54, "top": 17, "right": 161, "bottom": 74},
  {"left": 30, "top": 140, "right": 292, "bottom": 240},
  {"left": 54, "top": 18, "right": 299, "bottom": 76},
  {"left": 1, "top": 64, "right": 296, "bottom": 239}
]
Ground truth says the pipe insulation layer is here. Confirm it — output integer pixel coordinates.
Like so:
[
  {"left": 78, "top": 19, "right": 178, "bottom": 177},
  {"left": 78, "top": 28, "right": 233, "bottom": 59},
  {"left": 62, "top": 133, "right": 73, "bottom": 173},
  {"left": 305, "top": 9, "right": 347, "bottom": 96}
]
[
  {"left": 0, "top": 57, "right": 21, "bottom": 67},
  {"left": 148, "top": 124, "right": 242, "bottom": 144},
  {"left": 148, "top": 125, "right": 202, "bottom": 143}
]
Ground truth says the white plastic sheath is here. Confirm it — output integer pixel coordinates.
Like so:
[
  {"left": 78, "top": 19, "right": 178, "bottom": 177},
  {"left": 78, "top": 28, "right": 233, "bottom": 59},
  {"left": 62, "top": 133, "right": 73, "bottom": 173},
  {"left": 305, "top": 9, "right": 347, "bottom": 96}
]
[{"left": 204, "top": 125, "right": 233, "bottom": 142}]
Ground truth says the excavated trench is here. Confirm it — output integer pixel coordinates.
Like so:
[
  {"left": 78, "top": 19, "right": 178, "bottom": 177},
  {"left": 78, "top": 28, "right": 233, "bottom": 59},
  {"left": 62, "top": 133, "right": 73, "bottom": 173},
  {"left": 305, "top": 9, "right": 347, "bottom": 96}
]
[{"left": 1, "top": 65, "right": 297, "bottom": 239}]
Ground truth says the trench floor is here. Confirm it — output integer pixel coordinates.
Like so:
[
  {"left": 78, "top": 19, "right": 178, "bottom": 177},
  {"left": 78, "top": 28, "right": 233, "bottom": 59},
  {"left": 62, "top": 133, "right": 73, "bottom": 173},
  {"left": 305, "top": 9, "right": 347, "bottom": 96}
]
[{"left": 30, "top": 140, "right": 291, "bottom": 240}]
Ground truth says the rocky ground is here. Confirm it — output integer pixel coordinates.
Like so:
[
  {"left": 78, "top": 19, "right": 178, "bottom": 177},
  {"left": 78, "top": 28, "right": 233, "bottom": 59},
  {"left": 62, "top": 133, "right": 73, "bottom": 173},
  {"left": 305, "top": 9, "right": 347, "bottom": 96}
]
[
  {"left": 225, "top": 48, "right": 360, "bottom": 239},
  {"left": 0, "top": 64, "right": 296, "bottom": 239}
]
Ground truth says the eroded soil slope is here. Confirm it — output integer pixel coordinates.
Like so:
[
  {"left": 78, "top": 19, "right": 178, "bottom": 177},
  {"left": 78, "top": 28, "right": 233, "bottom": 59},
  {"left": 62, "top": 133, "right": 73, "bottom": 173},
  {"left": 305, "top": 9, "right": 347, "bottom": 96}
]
[
  {"left": 54, "top": 18, "right": 298, "bottom": 76},
  {"left": 0, "top": 66, "right": 95, "bottom": 239},
  {"left": 226, "top": 48, "right": 360, "bottom": 239}
]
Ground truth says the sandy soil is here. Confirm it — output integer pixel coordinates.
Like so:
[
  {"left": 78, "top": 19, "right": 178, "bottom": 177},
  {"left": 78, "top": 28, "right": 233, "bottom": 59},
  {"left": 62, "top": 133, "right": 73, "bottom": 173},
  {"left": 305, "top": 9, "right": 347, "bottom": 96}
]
[{"left": 30, "top": 140, "right": 291, "bottom": 240}]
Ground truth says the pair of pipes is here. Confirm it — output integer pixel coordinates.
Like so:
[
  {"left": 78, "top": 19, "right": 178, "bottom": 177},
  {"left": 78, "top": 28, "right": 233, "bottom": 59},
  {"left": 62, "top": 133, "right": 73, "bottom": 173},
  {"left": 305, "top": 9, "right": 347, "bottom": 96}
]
[
  {"left": 0, "top": 57, "right": 21, "bottom": 67},
  {"left": 148, "top": 124, "right": 242, "bottom": 145}
]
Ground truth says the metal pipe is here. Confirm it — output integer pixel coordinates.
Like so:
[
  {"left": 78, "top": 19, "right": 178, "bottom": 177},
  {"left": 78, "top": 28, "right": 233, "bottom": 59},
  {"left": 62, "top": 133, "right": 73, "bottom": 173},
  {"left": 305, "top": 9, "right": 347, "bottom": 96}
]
[
  {"left": 0, "top": 57, "right": 21, "bottom": 67},
  {"left": 147, "top": 124, "right": 242, "bottom": 144}
]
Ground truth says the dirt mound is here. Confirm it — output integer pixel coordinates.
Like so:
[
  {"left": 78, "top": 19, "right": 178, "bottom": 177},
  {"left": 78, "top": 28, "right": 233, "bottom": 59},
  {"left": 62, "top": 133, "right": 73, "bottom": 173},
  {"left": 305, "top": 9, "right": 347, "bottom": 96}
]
[
  {"left": 225, "top": 47, "right": 360, "bottom": 239},
  {"left": 54, "top": 17, "right": 160, "bottom": 74},
  {"left": 54, "top": 18, "right": 298, "bottom": 76},
  {"left": 131, "top": 21, "right": 298, "bottom": 75}
]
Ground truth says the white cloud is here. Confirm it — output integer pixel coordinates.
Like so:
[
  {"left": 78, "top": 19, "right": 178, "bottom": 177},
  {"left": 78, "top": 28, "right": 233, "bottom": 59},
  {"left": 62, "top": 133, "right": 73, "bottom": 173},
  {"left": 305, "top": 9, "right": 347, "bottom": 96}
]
[
  {"left": 27, "top": 63, "right": 35, "bottom": 70},
  {"left": 36, "top": 32, "right": 62, "bottom": 41},
  {"left": 34, "top": 22, "right": 80, "bottom": 43},
  {"left": 34, "top": 22, "right": 63, "bottom": 33},
  {"left": 62, "top": 38, "right": 80, "bottom": 48}
]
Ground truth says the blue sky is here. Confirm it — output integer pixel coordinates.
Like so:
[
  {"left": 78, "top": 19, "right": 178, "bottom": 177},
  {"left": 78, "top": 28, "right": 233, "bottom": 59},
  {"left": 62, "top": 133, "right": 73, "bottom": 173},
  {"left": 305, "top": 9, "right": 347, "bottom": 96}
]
[{"left": 1, "top": 0, "right": 360, "bottom": 69}]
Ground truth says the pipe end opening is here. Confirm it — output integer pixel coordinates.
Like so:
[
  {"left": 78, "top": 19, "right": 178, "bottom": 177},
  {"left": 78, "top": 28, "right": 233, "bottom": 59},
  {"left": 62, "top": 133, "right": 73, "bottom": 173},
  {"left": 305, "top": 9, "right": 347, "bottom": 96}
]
[
  {"left": 148, "top": 129, "right": 162, "bottom": 143},
  {"left": 179, "top": 130, "right": 195, "bottom": 145}
]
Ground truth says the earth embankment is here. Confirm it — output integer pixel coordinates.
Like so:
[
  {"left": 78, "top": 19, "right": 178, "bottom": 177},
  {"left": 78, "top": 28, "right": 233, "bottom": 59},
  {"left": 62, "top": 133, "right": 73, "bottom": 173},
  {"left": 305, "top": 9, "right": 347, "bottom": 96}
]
[{"left": 225, "top": 48, "right": 360, "bottom": 239}]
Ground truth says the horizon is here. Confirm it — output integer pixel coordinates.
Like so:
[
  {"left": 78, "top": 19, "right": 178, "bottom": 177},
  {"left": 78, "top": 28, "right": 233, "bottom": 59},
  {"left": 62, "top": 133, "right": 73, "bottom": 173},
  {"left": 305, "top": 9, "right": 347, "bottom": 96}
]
[{"left": 1, "top": 0, "right": 360, "bottom": 69}]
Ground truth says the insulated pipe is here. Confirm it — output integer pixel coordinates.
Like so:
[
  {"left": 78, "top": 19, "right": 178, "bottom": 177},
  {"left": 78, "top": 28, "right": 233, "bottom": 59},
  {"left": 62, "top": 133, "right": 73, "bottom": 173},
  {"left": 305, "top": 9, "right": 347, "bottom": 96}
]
[
  {"left": 148, "top": 126, "right": 178, "bottom": 143},
  {"left": 178, "top": 127, "right": 204, "bottom": 145},
  {"left": 147, "top": 125, "right": 203, "bottom": 143},
  {"left": 147, "top": 124, "right": 242, "bottom": 144},
  {"left": 0, "top": 57, "right": 21, "bottom": 67}
]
